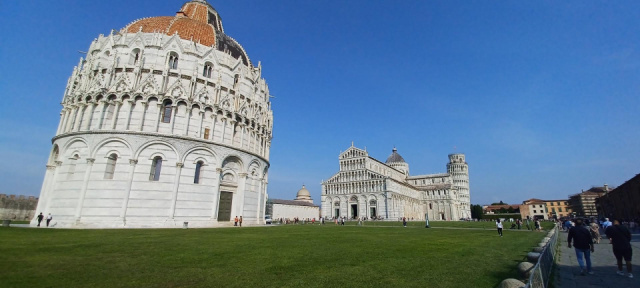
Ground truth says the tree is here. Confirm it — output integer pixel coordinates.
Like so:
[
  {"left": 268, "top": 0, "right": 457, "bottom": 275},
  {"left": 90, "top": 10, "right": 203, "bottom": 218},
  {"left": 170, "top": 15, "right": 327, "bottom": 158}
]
[
  {"left": 470, "top": 204, "right": 484, "bottom": 219},
  {"left": 491, "top": 201, "right": 507, "bottom": 205}
]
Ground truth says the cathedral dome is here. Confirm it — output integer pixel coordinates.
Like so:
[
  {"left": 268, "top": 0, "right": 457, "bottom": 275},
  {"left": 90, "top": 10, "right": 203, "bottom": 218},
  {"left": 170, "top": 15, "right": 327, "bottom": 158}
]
[
  {"left": 295, "top": 185, "right": 312, "bottom": 202},
  {"left": 385, "top": 148, "right": 405, "bottom": 164},
  {"left": 297, "top": 185, "right": 311, "bottom": 198}
]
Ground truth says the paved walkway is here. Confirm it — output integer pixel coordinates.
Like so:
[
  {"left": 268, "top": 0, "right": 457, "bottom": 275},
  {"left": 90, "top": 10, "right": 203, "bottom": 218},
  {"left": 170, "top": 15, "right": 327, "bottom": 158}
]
[{"left": 554, "top": 228, "right": 640, "bottom": 288}]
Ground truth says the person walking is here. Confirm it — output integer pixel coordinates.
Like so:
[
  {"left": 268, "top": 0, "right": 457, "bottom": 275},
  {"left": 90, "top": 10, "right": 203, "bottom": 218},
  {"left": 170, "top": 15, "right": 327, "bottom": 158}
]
[
  {"left": 45, "top": 213, "right": 53, "bottom": 227},
  {"left": 602, "top": 218, "right": 612, "bottom": 230},
  {"left": 239, "top": 216, "right": 243, "bottom": 227},
  {"left": 234, "top": 216, "right": 238, "bottom": 226},
  {"left": 516, "top": 219, "right": 521, "bottom": 230},
  {"left": 605, "top": 219, "right": 633, "bottom": 278},
  {"left": 568, "top": 218, "right": 594, "bottom": 275},
  {"left": 403, "top": 217, "right": 407, "bottom": 228},
  {"left": 496, "top": 219, "right": 503, "bottom": 237},
  {"left": 36, "top": 213, "right": 44, "bottom": 227},
  {"left": 589, "top": 222, "right": 601, "bottom": 244}
]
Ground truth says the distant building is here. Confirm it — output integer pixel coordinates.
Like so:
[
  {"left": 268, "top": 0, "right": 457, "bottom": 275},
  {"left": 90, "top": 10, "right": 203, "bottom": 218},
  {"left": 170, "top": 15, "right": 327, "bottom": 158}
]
[
  {"left": 321, "top": 145, "right": 471, "bottom": 221},
  {"left": 0, "top": 194, "right": 39, "bottom": 221},
  {"left": 543, "top": 199, "right": 571, "bottom": 219},
  {"left": 568, "top": 186, "right": 609, "bottom": 218},
  {"left": 596, "top": 174, "right": 640, "bottom": 221},
  {"left": 268, "top": 186, "right": 320, "bottom": 221},
  {"left": 520, "top": 198, "right": 548, "bottom": 220}
]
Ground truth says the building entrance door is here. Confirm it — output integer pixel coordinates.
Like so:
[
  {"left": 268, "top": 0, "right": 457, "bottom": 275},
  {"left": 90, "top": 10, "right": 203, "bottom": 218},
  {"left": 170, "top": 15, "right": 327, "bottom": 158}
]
[
  {"left": 217, "top": 192, "right": 233, "bottom": 221},
  {"left": 351, "top": 204, "right": 358, "bottom": 219},
  {"left": 370, "top": 207, "right": 376, "bottom": 218}
]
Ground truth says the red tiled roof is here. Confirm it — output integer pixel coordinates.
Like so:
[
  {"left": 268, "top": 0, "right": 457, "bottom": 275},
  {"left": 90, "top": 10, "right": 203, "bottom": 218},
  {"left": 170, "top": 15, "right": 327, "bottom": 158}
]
[{"left": 123, "top": 1, "right": 216, "bottom": 47}]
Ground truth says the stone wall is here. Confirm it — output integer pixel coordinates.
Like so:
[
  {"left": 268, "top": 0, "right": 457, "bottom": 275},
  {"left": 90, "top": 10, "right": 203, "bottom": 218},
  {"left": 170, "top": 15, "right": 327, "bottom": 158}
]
[{"left": 0, "top": 194, "right": 38, "bottom": 220}]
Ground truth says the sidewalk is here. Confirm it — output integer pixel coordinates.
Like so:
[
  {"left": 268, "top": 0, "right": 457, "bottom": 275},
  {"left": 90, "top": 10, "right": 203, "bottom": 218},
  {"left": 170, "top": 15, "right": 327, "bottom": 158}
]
[{"left": 554, "top": 229, "right": 640, "bottom": 288}]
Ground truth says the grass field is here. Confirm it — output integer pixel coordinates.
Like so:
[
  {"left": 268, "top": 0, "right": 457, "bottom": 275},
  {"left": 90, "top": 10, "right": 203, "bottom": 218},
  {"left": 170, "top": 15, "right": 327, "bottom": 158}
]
[{"left": 0, "top": 222, "right": 553, "bottom": 288}]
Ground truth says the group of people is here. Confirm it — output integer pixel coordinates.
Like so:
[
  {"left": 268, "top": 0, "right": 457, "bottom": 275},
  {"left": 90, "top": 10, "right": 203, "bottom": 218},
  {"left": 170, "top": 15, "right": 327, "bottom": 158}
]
[
  {"left": 275, "top": 217, "right": 325, "bottom": 225},
  {"left": 233, "top": 216, "right": 242, "bottom": 226},
  {"left": 567, "top": 217, "right": 633, "bottom": 278},
  {"left": 35, "top": 212, "right": 52, "bottom": 227}
]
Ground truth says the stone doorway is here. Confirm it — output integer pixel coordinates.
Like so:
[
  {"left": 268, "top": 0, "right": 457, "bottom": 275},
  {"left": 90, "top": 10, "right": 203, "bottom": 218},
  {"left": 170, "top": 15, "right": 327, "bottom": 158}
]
[
  {"left": 370, "top": 207, "right": 376, "bottom": 218},
  {"left": 217, "top": 192, "right": 233, "bottom": 221},
  {"left": 351, "top": 204, "right": 358, "bottom": 219}
]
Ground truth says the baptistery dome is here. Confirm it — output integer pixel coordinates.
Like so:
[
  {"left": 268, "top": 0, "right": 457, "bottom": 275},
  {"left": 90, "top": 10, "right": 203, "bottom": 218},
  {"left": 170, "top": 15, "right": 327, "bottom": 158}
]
[{"left": 32, "top": 0, "right": 274, "bottom": 228}]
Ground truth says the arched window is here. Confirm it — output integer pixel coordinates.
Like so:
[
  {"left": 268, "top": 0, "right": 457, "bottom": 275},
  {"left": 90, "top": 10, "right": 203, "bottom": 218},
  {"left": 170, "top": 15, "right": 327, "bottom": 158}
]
[
  {"left": 203, "top": 62, "right": 213, "bottom": 78},
  {"left": 233, "top": 74, "right": 239, "bottom": 88},
  {"left": 149, "top": 156, "right": 162, "bottom": 181},
  {"left": 130, "top": 48, "right": 140, "bottom": 65},
  {"left": 161, "top": 101, "right": 172, "bottom": 123},
  {"left": 168, "top": 52, "right": 179, "bottom": 69},
  {"left": 67, "top": 154, "right": 80, "bottom": 180},
  {"left": 194, "top": 161, "right": 203, "bottom": 184},
  {"left": 104, "top": 154, "right": 118, "bottom": 179}
]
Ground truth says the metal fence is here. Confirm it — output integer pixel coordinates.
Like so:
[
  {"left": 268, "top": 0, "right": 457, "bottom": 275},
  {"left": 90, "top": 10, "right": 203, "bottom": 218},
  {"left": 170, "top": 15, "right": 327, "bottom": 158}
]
[{"left": 524, "top": 226, "right": 560, "bottom": 288}]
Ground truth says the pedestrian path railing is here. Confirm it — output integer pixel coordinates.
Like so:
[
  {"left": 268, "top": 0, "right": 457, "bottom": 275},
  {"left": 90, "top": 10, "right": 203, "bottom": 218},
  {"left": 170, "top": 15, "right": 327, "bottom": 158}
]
[{"left": 524, "top": 226, "right": 560, "bottom": 288}]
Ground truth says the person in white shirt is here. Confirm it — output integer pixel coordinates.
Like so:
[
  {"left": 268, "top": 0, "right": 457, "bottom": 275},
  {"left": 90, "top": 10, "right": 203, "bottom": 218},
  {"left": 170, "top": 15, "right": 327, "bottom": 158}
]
[{"left": 496, "top": 219, "right": 503, "bottom": 237}]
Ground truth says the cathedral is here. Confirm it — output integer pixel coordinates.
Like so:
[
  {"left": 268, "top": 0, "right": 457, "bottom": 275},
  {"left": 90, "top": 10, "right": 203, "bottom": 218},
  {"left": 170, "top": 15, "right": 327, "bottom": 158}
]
[
  {"left": 31, "top": 0, "right": 273, "bottom": 228},
  {"left": 321, "top": 145, "right": 471, "bottom": 221}
]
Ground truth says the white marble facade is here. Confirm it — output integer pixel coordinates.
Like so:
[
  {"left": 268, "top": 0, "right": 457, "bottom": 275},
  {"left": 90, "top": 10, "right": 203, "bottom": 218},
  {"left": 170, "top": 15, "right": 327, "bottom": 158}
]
[
  {"left": 321, "top": 145, "right": 471, "bottom": 221},
  {"left": 31, "top": 0, "right": 273, "bottom": 228}
]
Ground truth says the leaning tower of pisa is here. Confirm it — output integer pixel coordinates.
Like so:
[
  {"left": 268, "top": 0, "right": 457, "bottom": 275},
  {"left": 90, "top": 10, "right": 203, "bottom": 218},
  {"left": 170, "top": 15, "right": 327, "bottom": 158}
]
[{"left": 447, "top": 154, "right": 471, "bottom": 218}]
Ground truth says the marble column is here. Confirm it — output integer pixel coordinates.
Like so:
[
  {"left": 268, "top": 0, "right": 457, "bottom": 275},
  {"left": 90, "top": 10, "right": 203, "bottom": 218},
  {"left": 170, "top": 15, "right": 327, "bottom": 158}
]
[
  {"left": 210, "top": 168, "right": 222, "bottom": 220},
  {"left": 168, "top": 162, "right": 184, "bottom": 218},
  {"left": 119, "top": 159, "right": 138, "bottom": 220},
  {"left": 74, "top": 158, "right": 96, "bottom": 221}
]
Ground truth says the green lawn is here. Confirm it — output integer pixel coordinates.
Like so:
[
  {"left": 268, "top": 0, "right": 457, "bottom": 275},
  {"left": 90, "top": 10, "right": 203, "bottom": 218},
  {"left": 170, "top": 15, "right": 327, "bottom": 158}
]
[{"left": 0, "top": 224, "right": 549, "bottom": 288}]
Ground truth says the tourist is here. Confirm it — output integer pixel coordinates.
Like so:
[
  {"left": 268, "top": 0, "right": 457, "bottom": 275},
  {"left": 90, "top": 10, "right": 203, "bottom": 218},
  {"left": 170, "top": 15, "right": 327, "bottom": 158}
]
[
  {"left": 239, "top": 216, "right": 243, "bottom": 227},
  {"left": 36, "top": 213, "right": 44, "bottom": 227},
  {"left": 567, "top": 218, "right": 594, "bottom": 275},
  {"left": 496, "top": 219, "right": 503, "bottom": 237},
  {"left": 403, "top": 217, "right": 407, "bottom": 227},
  {"left": 234, "top": 216, "right": 238, "bottom": 226},
  {"left": 605, "top": 219, "right": 633, "bottom": 278},
  {"left": 516, "top": 219, "right": 521, "bottom": 230},
  {"left": 589, "top": 222, "right": 601, "bottom": 244},
  {"left": 602, "top": 218, "right": 612, "bottom": 230},
  {"left": 46, "top": 213, "right": 53, "bottom": 227},
  {"left": 535, "top": 219, "right": 541, "bottom": 231}
]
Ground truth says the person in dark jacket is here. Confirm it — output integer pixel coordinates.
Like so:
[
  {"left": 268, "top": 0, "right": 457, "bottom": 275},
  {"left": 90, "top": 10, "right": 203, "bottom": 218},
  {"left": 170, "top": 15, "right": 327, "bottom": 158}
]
[
  {"left": 36, "top": 213, "right": 44, "bottom": 227},
  {"left": 605, "top": 219, "right": 633, "bottom": 278},
  {"left": 568, "top": 218, "right": 594, "bottom": 275}
]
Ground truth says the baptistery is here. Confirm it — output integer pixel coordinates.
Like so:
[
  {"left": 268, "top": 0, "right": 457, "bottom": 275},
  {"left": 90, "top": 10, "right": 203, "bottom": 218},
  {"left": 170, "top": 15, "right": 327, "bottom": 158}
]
[{"left": 31, "top": 0, "right": 273, "bottom": 228}]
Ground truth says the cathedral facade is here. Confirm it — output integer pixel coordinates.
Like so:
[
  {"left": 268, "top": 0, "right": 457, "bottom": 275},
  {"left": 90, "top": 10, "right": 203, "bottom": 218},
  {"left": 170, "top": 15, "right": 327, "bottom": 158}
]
[
  {"left": 321, "top": 145, "right": 471, "bottom": 221},
  {"left": 31, "top": 0, "right": 273, "bottom": 228}
]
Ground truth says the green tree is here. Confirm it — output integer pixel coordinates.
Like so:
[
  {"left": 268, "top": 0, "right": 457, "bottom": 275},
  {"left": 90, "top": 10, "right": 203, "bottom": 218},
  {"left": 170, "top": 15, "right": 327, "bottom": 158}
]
[{"left": 470, "top": 204, "right": 484, "bottom": 219}]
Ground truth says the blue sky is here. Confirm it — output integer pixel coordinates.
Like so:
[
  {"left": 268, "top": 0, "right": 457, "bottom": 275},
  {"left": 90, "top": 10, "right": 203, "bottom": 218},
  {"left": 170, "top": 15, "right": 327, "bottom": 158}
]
[{"left": 1, "top": 1, "right": 639, "bottom": 205}]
